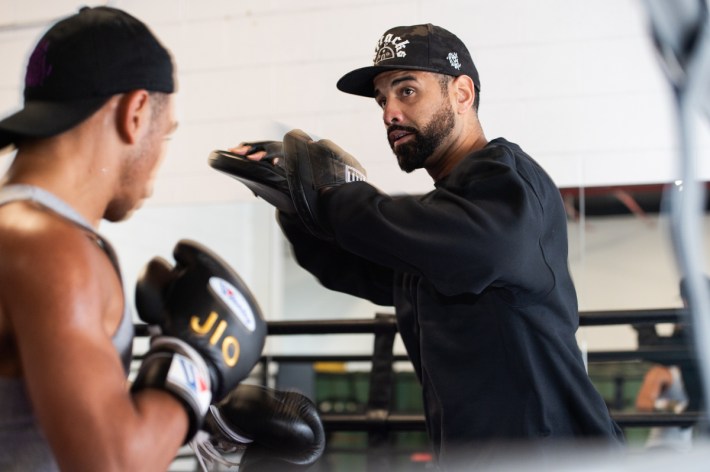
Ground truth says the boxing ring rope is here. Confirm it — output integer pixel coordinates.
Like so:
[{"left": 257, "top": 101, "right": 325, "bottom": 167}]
[
  {"left": 132, "top": 307, "right": 686, "bottom": 338},
  {"left": 577, "top": 308, "right": 685, "bottom": 326},
  {"left": 315, "top": 412, "right": 701, "bottom": 431},
  {"left": 254, "top": 349, "right": 691, "bottom": 367},
  {"left": 134, "top": 306, "right": 702, "bottom": 432},
  {"left": 136, "top": 307, "right": 701, "bottom": 469},
  {"left": 261, "top": 309, "right": 701, "bottom": 430},
  {"left": 262, "top": 308, "right": 687, "bottom": 332}
]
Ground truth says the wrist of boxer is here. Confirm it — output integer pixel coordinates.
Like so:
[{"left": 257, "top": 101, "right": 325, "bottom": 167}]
[
  {"left": 190, "top": 429, "right": 247, "bottom": 471},
  {"left": 131, "top": 336, "right": 213, "bottom": 443},
  {"left": 205, "top": 404, "right": 254, "bottom": 444},
  {"left": 190, "top": 404, "right": 254, "bottom": 472}
]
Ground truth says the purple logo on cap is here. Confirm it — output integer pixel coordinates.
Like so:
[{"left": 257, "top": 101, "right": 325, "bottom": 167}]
[{"left": 25, "top": 39, "right": 53, "bottom": 87}]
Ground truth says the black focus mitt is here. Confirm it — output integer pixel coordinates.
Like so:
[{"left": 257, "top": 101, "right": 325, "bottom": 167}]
[
  {"left": 283, "top": 129, "right": 367, "bottom": 240},
  {"left": 208, "top": 141, "right": 294, "bottom": 213}
]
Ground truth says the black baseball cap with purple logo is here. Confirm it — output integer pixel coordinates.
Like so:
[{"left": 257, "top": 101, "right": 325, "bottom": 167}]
[
  {"left": 337, "top": 23, "right": 480, "bottom": 98},
  {"left": 0, "top": 6, "right": 174, "bottom": 150}
]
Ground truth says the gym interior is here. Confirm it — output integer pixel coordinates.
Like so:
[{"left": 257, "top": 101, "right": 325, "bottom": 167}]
[{"left": 1, "top": 0, "right": 710, "bottom": 470}]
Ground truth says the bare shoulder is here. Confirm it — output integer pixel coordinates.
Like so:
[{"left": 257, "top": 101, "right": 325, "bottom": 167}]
[
  {"left": 0, "top": 201, "right": 111, "bottom": 286},
  {"left": 0, "top": 201, "right": 121, "bottom": 349}
]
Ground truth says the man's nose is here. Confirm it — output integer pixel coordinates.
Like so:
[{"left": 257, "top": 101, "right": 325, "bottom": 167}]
[{"left": 383, "top": 101, "right": 403, "bottom": 127}]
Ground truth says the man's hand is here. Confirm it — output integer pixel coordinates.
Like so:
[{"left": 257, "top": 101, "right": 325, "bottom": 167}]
[
  {"left": 209, "top": 130, "right": 367, "bottom": 238},
  {"left": 209, "top": 141, "right": 293, "bottom": 212}
]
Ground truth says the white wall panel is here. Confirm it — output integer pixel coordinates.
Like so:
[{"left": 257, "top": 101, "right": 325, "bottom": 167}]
[
  {"left": 0, "top": 31, "right": 36, "bottom": 90},
  {"left": 1, "top": 0, "right": 708, "bottom": 355},
  {"left": 1, "top": 1, "right": 83, "bottom": 25},
  {"left": 419, "top": 0, "right": 647, "bottom": 45},
  {"left": 483, "top": 93, "right": 679, "bottom": 184},
  {"left": 0, "top": 0, "right": 690, "bottom": 203}
]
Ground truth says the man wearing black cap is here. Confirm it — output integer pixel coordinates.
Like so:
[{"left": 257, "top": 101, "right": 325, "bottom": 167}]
[
  {"left": 0, "top": 6, "right": 331, "bottom": 472},
  {"left": 230, "top": 23, "right": 625, "bottom": 468},
  {"left": 0, "top": 6, "right": 187, "bottom": 471},
  {"left": 0, "top": 3, "right": 335, "bottom": 470}
]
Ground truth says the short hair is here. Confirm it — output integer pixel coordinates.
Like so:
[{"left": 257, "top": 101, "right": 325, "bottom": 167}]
[{"left": 148, "top": 92, "right": 170, "bottom": 127}]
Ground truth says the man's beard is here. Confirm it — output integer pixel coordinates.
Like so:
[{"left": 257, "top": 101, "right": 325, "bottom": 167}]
[{"left": 389, "top": 100, "right": 456, "bottom": 173}]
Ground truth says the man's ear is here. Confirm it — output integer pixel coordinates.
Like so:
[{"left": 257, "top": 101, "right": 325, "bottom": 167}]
[
  {"left": 452, "top": 75, "right": 475, "bottom": 114},
  {"left": 116, "top": 90, "right": 151, "bottom": 144}
]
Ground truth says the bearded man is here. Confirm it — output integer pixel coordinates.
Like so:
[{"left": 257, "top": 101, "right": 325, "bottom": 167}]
[{"left": 232, "top": 23, "right": 625, "bottom": 470}]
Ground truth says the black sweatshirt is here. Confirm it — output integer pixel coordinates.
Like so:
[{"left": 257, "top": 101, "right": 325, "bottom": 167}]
[{"left": 278, "top": 137, "right": 624, "bottom": 466}]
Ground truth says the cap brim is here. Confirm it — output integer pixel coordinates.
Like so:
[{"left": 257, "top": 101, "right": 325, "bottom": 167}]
[
  {"left": 0, "top": 96, "right": 110, "bottom": 149},
  {"left": 336, "top": 64, "right": 441, "bottom": 98}
]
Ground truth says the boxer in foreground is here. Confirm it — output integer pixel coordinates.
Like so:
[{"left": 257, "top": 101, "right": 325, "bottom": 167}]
[
  {"left": 0, "top": 7, "right": 323, "bottom": 471},
  {"left": 218, "top": 23, "right": 624, "bottom": 469}
]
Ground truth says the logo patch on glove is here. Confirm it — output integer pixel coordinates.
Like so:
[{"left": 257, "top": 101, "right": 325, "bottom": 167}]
[
  {"left": 190, "top": 312, "right": 241, "bottom": 367},
  {"left": 209, "top": 277, "right": 257, "bottom": 332},
  {"left": 167, "top": 353, "right": 212, "bottom": 415}
]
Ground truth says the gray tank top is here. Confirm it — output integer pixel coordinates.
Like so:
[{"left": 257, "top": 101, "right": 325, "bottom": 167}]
[{"left": 0, "top": 184, "right": 134, "bottom": 471}]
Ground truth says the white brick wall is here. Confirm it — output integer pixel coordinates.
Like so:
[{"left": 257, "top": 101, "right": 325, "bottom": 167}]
[
  {"left": 0, "top": 0, "right": 694, "bottom": 202},
  {"left": 0, "top": 1, "right": 708, "bottom": 353}
]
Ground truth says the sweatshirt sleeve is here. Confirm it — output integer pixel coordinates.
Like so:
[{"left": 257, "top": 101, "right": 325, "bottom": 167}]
[
  {"left": 277, "top": 211, "right": 395, "bottom": 306},
  {"left": 319, "top": 147, "right": 554, "bottom": 297}
]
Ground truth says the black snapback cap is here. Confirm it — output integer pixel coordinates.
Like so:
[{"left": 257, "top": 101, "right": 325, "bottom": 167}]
[
  {"left": 0, "top": 6, "right": 175, "bottom": 150},
  {"left": 337, "top": 23, "right": 480, "bottom": 98}
]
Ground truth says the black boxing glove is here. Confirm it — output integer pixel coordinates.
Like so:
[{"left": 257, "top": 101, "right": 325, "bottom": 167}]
[
  {"left": 283, "top": 129, "right": 367, "bottom": 240},
  {"left": 192, "top": 384, "right": 325, "bottom": 471},
  {"left": 132, "top": 240, "right": 267, "bottom": 441},
  {"left": 208, "top": 141, "right": 294, "bottom": 213}
]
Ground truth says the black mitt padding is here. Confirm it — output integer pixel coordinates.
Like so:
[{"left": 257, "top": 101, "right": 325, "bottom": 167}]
[
  {"left": 208, "top": 141, "right": 294, "bottom": 213},
  {"left": 283, "top": 129, "right": 367, "bottom": 240}
]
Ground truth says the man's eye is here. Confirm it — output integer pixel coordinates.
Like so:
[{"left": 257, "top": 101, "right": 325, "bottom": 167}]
[
  {"left": 377, "top": 99, "right": 386, "bottom": 109},
  {"left": 402, "top": 88, "right": 414, "bottom": 96}
]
